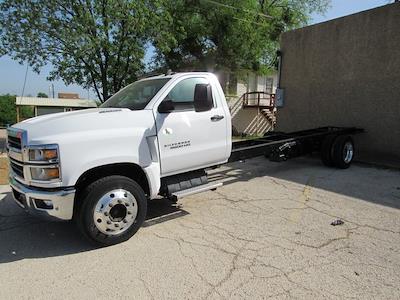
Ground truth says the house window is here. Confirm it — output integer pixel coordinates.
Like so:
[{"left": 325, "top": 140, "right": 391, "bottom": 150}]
[{"left": 265, "top": 78, "right": 274, "bottom": 94}]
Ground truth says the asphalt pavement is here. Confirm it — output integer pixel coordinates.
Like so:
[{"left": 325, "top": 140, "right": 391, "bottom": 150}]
[{"left": 0, "top": 157, "right": 399, "bottom": 299}]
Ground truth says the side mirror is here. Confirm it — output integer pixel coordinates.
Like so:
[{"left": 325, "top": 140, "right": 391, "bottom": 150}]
[
  {"left": 194, "top": 84, "right": 213, "bottom": 112},
  {"left": 158, "top": 100, "right": 175, "bottom": 113}
]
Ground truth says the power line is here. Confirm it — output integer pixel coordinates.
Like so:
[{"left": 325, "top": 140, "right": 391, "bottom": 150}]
[{"left": 201, "top": 0, "right": 274, "bottom": 19}]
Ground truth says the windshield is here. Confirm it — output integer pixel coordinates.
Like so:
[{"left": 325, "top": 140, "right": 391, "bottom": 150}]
[{"left": 101, "top": 78, "right": 170, "bottom": 110}]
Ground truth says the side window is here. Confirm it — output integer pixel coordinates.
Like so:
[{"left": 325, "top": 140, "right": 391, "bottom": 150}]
[{"left": 166, "top": 78, "right": 210, "bottom": 110}]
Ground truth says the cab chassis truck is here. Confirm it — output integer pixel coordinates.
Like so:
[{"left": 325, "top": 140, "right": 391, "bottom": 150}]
[{"left": 6, "top": 72, "right": 362, "bottom": 246}]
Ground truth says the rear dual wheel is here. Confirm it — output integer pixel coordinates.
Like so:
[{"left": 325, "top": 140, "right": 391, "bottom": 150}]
[
  {"left": 75, "top": 175, "right": 147, "bottom": 246},
  {"left": 321, "top": 135, "right": 354, "bottom": 169}
]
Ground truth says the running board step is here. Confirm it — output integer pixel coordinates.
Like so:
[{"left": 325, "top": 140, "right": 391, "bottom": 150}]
[{"left": 171, "top": 182, "right": 223, "bottom": 200}]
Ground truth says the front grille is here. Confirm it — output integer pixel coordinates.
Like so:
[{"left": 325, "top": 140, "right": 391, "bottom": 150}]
[
  {"left": 10, "top": 161, "right": 24, "bottom": 179},
  {"left": 8, "top": 135, "right": 21, "bottom": 150}
]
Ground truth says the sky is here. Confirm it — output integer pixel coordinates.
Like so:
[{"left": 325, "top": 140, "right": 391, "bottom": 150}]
[{"left": 0, "top": 0, "right": 391, "bottom": 99}]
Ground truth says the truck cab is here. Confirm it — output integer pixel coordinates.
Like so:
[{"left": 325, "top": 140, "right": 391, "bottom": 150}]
[{"left": 7, "top": 72, "right": 232, "bottom": 245}]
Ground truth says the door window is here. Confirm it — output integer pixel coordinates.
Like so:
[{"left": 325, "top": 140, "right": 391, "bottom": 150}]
[{"left": 165, "top": 78, "right": 209, "bottom": 111}]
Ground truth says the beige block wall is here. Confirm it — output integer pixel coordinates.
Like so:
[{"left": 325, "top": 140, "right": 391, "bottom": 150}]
[{"left": 277, "top": 3, "right": 400, "bottom": 167}]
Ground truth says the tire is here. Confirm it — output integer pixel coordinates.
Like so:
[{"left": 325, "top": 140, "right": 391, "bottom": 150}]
[
  {"left": 75, "top": 175, "right": 147, "bottom": 246},
  {"left": 320, "top": 135, "right": 337, "bottom": 167},
  {"left": 331, "top": 135, "right": 354, "bottom": 169}
]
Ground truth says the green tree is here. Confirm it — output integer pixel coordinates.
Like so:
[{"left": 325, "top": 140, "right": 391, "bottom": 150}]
[
  {"left": 0, "top": 0, "right": 173, "bottom": 102},
  {"left": 37, "top": 92, "right": 48, "bottom": 98},
  {"left": 0, "top": 95, "right": 34, "bottom": 125},
  {"left": 153, "top": 0, "right": 330, "bottom": 89},
  {"left": 0, "top": 94, "right": 16, "bottom": 125}
]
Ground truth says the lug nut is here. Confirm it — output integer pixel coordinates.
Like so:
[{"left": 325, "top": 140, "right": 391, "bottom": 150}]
[
  {"left": 108, "top": 203, "right": 113, "bottom": 207},
  {"left": 107, "top": 221, "right": 111, "bottom": 225},
  {"left": 104, "top": 212, "right": 109, "bottom": 216},
  {"left": 117, "top": 199, "right": 122, "bottom": 204},
  {"left": 125, "top": 203, "right": 130, "bottom": 207},
  {"left": 115, "top": 224, "right": 119, "bottom": 228},
  {"left": 127, "top": 211, "right": 132, "bottom": 215},
  {"left": 123, "top": 219, "right": 128, "bottom": 223}
]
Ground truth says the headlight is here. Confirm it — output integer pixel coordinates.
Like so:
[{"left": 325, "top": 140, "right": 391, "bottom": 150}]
[
  {"left": 28, "top": 146, "right": 58, "bottom": 162},
  {"left": 30, "top": 166, "right": 60, "bottom": 181}
]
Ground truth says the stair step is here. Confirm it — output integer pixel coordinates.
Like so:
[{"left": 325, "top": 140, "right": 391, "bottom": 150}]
[{"left": 171, "top": 182, "right": 223, "bottom": 200}]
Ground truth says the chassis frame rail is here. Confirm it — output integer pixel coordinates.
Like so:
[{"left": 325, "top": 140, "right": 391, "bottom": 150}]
[{"left": 229, "top": 127, "right": 363, "bottom": 163}]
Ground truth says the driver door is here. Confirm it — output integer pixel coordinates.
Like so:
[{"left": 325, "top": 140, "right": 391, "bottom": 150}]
[{"left": 155, "top": 77, "right": 228, "bottom": 176}]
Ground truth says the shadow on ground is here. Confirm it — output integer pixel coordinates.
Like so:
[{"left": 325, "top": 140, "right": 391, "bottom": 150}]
[
  {"left": 209, "top": 156, "right": 400, "bottom": 209},
  {"left": 0, "top": 192, "right": 188, "bottom": 264}
]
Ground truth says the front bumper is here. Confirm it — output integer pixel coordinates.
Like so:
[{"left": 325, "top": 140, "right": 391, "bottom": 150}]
[{"left": 9, "top": 175, "right": 75, "bottom": 221}]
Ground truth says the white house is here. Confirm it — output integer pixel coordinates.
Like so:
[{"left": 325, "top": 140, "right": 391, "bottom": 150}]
[
  {"left": 227, "top": 72, "right": 278, "bottom": 136},
  {"left": 236, "top": 72, "right": 278, "bottom": 97}
]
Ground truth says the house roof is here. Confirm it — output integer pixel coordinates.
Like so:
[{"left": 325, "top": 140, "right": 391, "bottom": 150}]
[{"left": 16, "top": 97, "right": 98, "bottom": 108}]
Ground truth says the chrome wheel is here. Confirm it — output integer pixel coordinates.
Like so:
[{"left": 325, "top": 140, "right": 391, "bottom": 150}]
[
  {"left": 343, "top": 141, "right": 354, "bottom": 164},
  {"left": 93, "top": 189, "right": 138, "bottom": 235}
]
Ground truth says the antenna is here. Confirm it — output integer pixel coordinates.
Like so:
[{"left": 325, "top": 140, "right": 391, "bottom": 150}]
[{"left": 21, "top": 64, "right": 28, "bottom": 97}]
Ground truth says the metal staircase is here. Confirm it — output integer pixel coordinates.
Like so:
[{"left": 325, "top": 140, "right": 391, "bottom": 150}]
[{"left": 240, "top": 91, "right": 276, "bottom": 130}]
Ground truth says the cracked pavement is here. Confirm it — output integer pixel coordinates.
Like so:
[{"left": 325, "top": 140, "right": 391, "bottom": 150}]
[{"left": 0, "top": 157, "right": 399, "bottom": 299}]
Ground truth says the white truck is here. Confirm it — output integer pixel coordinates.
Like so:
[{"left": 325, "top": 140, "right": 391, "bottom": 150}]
[{"left": 6, "top": 72, "right": 362, "bottom": 246}]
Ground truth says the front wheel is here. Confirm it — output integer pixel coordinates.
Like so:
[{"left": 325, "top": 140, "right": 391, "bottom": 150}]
[{"left": 75, "top": 175, "right": 147, "bottom": 246}]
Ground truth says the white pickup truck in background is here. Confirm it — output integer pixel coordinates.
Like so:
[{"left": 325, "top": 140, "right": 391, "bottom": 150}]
[{"left": 6, "top": 72, "right": 362, "bottom": 245}]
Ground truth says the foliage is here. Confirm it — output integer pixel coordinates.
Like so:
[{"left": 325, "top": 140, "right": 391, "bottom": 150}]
[
  {"left": 0, "top": 95, "right": 16, "bottom": 125},
  {"left": 154, "top": 0, "right": 330, "bottom": 87},
  {"left": 0, "top": 94, "right": 34, "bottom": 125},
  {"left": 0, "top": 0, "right": 329, "bottom": 100},
  {"left": 0, "top": 0, "right": 173, "bottom": 102},
  {"left": 37, "top": 92, "right": 48, "bottom": 98}
]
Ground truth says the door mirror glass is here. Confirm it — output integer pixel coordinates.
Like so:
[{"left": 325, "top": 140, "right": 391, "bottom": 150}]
[
  {"left": 158, "top": 100, "right": 175, "bottom": 113},
  {"left": 194, "top": 84, "right": 213, "bottom": 112}
]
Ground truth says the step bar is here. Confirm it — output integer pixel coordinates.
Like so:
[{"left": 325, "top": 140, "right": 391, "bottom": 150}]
[{"left": 171, "top": 182, "right": 223, "bottom": 200}]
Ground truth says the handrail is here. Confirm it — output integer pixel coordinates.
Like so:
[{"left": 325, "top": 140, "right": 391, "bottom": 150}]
[{"left": 240, "top": 91, "right": 275, "bottom": 108}]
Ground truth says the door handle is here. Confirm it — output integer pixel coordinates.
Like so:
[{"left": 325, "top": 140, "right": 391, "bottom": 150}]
[{"left": 211, "top": 115, "right": 224, "bottom": 122}]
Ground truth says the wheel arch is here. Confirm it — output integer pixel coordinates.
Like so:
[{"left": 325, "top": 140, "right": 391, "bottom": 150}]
[{"left": 74, "top": 163, "right": 150, "bottom": 198}]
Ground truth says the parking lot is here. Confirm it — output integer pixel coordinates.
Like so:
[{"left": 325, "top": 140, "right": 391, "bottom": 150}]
[{"left": 0, "top": 157, "right": 399, "bottom": 299}]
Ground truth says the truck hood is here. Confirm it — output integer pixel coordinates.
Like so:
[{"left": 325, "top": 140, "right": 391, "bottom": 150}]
[{"left": 13, "top": 108, "right": 156, "bottom": 145}]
